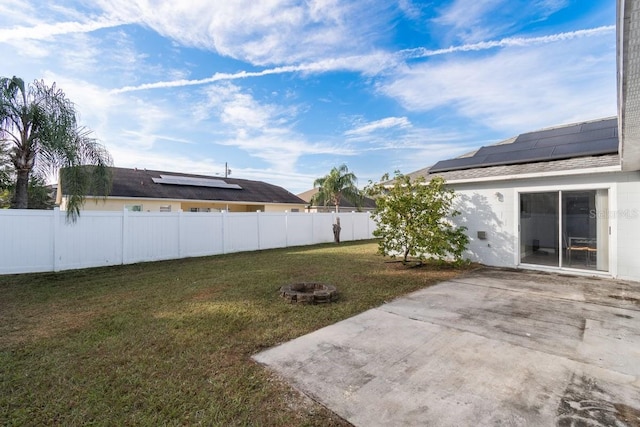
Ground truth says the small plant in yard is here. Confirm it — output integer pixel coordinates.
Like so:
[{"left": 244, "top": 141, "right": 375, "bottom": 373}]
[
  {"left": 0, "top": 241, "right": 471, "bottom": 426},
  {"left": 367, "top": 172, "right": 469, "bottom": 265}
]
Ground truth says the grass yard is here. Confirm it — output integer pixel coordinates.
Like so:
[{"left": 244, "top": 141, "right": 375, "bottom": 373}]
[{"left": 1, "top": 240, "right": 471, "bottom": 426}]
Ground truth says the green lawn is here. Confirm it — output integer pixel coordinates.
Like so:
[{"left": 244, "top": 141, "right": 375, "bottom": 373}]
[{"left": 0, "top": 241, "right": 469, "bottom": 426}]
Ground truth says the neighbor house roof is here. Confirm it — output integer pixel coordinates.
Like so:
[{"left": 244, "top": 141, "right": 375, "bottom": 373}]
[
  {"left": 407, "top": 117, "right": 621, "bottom": 183},
  {"left": 63, "top": 167, "right": 306, "bottom": 205},
  {"left": 297, "top": 188, "right": 377, "bottom": 210}
]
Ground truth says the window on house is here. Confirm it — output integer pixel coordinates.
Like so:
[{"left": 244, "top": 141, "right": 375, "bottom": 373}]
[
  {"left": 160, "top": 205, "right": 171, "bottom": 212},
  {"left": 125, "top": 204, "right": 142, "bottom": 212}
]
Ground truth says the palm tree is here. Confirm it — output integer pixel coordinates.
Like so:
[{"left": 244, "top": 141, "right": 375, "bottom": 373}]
[
  {"left": 0, "top": 76, "right": 112, "bottom": 219},
  {"left": 311, "top": 164, "right": 361, "bottom": 213}
]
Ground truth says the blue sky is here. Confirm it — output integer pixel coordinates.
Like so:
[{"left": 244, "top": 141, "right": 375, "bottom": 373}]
[{"left": 0, "top": 0, "right": 616, "bottom": 194}]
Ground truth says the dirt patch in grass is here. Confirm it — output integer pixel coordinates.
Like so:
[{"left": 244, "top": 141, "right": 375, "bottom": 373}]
[{"left": 0, "top": 241, "right": 470, "bottom": 426}]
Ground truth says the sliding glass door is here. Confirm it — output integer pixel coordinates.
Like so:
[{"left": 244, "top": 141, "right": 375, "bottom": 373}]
[
  {"left": 520, "top": 192, "right": 559, "bottom": 267},
  {"left": 520, "top": 189, "right": 609, "bottom": 272}
]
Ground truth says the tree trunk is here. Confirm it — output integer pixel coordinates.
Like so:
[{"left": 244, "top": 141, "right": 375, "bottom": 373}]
[
  {"left": 332, "top": 217, "right": 341, "bottom": 243},
  {"left": 12, "top": 169, "right": 30, "bottom": 209}
]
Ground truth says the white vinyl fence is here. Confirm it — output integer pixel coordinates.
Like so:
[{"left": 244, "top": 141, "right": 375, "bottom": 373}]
[{"left": 0, "top": 209, "right": 376, "bottom": 275}]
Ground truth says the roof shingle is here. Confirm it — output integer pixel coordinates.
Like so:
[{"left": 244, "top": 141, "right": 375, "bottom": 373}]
[{"left": 64, "top": 167, "right": 306, "bottom": 205}]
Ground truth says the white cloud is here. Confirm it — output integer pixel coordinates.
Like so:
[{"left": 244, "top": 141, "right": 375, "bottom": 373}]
[
  {"left": 196, "top": 83, "right": 353, "bottom": 171},
  {"left": 434, "top": 0, "right": 504, "bottom": 42},
  {"left": 40, "top": 73, "right": 195, "bottom": 155},
  {"left": 93, "top": 0, "right": 393, "bottom": 66},
  {"left": 345, "top": 117, "right": 411, "bottom": 136},
  {"left": 111, "top": 24, "right": 613, "bottom": 94},
  {"left": 433, "top": 0, "right": 571, "bottom": 43},
  {"left": 401, "top": 26, "right": 615, "bottom": 59},
  {"left": 0, "top": 16, "right": 125, "bottom": 42},
  {"left": 379, "top": 35, "right": 616, "bottom": 134}
]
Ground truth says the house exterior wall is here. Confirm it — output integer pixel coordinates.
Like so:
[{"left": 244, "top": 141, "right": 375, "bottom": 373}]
[
  {"left": 616, "top": 171, "right": 640, "bottom": 281},
  {"left": 62, "top": 196, "right": 306, "bottom": 213},
  {"left": 447, "top": 170, "right": 640, "bottom": 282}
]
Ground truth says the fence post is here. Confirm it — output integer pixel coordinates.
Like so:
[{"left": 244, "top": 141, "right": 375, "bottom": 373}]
[
  {"left": 122, "top": 207, "right": 128, "bottom": 265},
  {"left": 285, "top": 211, "right": 289, "bottom": 248},
  {"left": 53, "top": 208, "right": 61, "bottom": 272},
  {"left": 311, "top": 212, "right": 315, "bottom": 244},
  {"left": 256, "top": 211, "right": 261, "bottom": 250},
  {"left": 351, "top": 211, "right": 357, "bottom": 241},
  {"left": 222, "top": 210, "right": 227, "bottom": 254},
  {"left": 178, "top": 210, "right": 185, "bottom": 258}
]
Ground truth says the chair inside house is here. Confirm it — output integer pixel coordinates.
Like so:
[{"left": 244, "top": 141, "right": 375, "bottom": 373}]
[{"left": 564, "top": 235, "right": 597, "bottom": 268}]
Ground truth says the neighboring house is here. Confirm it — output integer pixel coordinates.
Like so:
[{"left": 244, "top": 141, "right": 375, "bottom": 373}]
[
  {"left": 56, "top": 167, "right": 307, "bottom": 213},
  {"left": 297, "top": 187, "right": 377, "bottom": 213},
  {"left": 403, "top": 0, "right": 640, "bottom": 282}
]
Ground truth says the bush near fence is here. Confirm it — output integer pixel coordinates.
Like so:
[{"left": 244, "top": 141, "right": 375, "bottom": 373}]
[{"left": 0, "top": 209, "right": 376, "bottom": 274}]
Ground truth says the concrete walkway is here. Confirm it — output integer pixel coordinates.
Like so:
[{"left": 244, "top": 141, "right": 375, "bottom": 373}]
[{"left": 253, "top": 268, "right": 640, "bottom": 426}]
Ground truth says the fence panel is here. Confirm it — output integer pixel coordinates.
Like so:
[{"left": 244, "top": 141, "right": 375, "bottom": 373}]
[
  {"left": 0, "top": 210, "right": 375, "bottom": 274},
  {"left": 55, "top": 211, "right": 124, "bottom": 271},
  {"left": 180, "top": 212, "right": 224, "bottom": 258},
  {"left": 311, "top": 213, "right": 336, "bottom": 243},
  {"left": 124, "top": 212, "right": 181, "bottom": 263},
  {"left": 352, "top": 212, "right": 374, "bottom": 240},
  {"left": 224, "top": 213, "right": 260, "bottom": 253},
  {"left": 0, "top": 210, "right": 54, "bottom": 274},
  {"left": 258, "top": 213, "right": 288, "bottom": 249},
  {"left": 286, "top": 213, "right": 315, "bottom": 247}
]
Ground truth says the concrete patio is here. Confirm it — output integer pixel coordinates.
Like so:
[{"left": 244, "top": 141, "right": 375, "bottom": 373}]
[{"left": 253, "top": 268, "right": 640, "bottom": 426}]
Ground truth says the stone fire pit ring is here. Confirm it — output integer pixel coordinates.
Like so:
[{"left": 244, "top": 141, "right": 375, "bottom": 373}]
[{"left": 280, "top": 282, "right": 338, "bottom": 304}]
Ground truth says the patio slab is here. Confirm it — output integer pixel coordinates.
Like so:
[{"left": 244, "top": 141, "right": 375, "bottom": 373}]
[{"left": 253, "top": 268, "right": 640, "bottom": 426}]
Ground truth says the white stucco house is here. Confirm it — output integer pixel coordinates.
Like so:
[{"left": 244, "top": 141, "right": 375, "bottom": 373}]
[{"left": 405, "top": 0, "right": 640, "bottom": 282}]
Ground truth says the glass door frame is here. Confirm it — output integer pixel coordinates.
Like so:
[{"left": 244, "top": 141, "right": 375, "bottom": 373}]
[{"left": 515, "top": 183, "right": 614, "bottom": 275}]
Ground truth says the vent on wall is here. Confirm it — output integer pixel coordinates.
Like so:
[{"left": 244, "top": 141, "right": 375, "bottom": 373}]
[{"left": 152, "top": 175, "right": 242, "bottom": 190}]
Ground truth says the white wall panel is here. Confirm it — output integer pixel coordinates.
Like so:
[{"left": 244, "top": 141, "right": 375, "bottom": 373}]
[
  {"left": 257, "top": 213, "right": 287, "bottom": 249},
  {"left": 0, "top": 210, "right": 54, "bottom": 274},
  {"left": 311, "top": 213, "right": 336, "bottom": 244},
  {"left": 286, "top": 213, "right": 315, "bottom": 247},
  {"left": 225, "top": 213, "right": 260, "bottom": 253},
  {"left": 180, "top": 212, "right": 224, "bottom": 257},
  {"left": 124, "top": 212, "right": 181, "bottom": 263},
  {"left": 55, "top": 211, "right": 123, "bottom": 270}
]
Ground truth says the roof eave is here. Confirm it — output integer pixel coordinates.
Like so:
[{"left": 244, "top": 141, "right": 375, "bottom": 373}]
[{"left": 441, "top": 164, "right": 623, "bottom": 185}]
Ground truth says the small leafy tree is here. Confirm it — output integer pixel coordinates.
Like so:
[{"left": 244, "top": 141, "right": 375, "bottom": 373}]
[{"left": 367, "top": 172, "right": 469, "bottom": 264}]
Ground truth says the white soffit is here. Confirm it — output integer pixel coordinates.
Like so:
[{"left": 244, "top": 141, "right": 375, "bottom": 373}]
[
  {"left": 619, "top": 0, "right": 640, "bottom": 171},
  {"left": 152, "top": 175, "right": 242, "bottom": 189}
]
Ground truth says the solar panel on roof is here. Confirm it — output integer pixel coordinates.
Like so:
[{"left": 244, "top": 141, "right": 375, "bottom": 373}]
[
  {"left": 551, "top": 139, "right": 618, "bottom": 157},
  {"left": 152, "top": 175, "right": 242, "bottom": 189},
  {"left": 428, "top": 118, "right": 619, "bottom": 173},
  {"left": 514, "top": 123, "right": 581, "bottom": 142},
  {"left": 475, "top": 139, "right": 539, "bottom": 155},
  {"left": 580, "top": 118, "right": 617, "bottom": 132},
  {"left": 483, "top": 147, "right": 555, "bottom": 164}
]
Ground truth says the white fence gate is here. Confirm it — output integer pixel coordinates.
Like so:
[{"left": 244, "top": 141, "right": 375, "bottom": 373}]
[{"left": 0, "top": 209, "right": 376, "bottom": 274}]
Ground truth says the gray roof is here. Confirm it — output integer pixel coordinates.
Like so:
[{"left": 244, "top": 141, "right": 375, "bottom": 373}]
[
  {"left": 408, "top": 118, "right": 622, "bottom": 183},
  {"left": 67, "top": 167, "right": 306, "bottom": 205}
]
